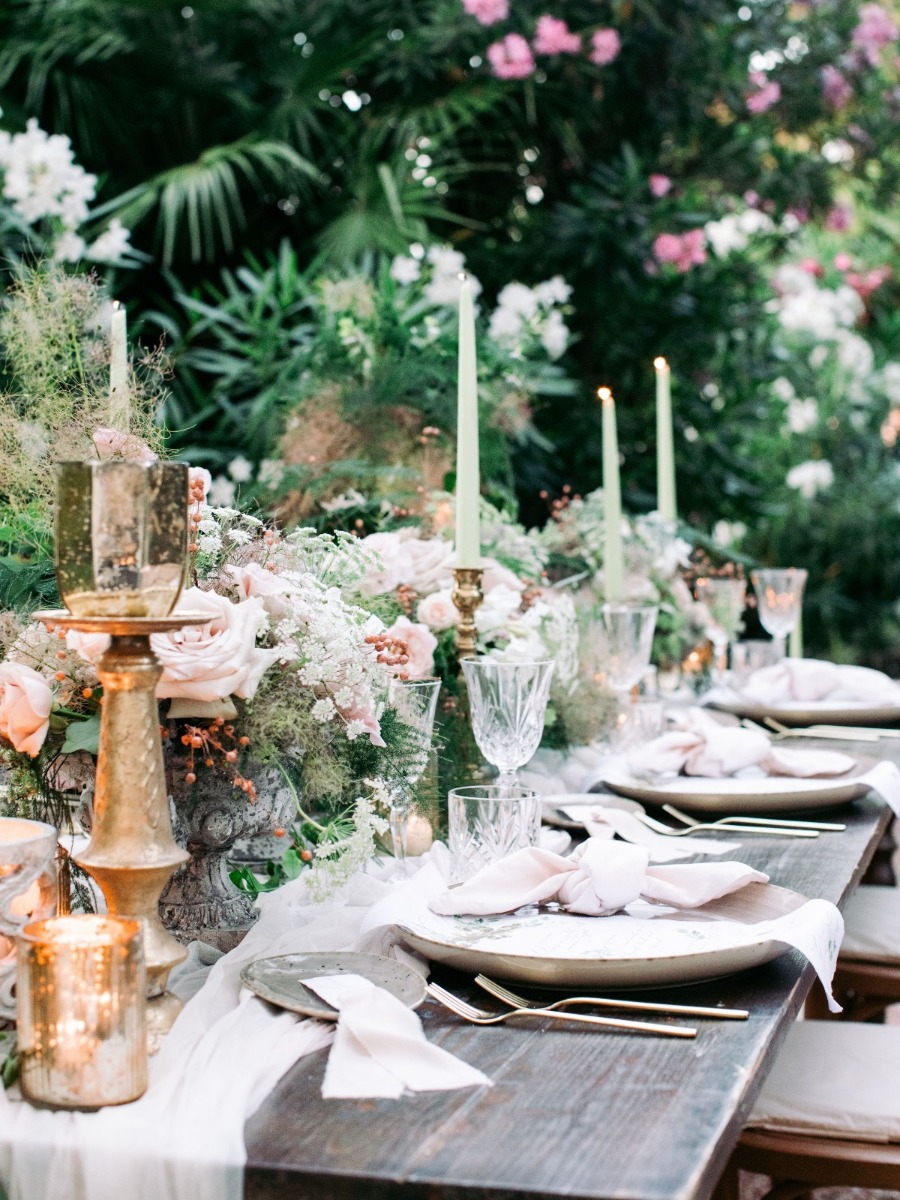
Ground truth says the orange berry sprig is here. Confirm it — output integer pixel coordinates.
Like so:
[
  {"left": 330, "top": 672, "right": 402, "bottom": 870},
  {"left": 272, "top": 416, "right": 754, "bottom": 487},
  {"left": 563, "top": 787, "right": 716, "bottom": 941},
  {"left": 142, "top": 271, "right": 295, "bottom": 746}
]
[{"left": 169, "top": 716, "right": 256, "bottom": 799}]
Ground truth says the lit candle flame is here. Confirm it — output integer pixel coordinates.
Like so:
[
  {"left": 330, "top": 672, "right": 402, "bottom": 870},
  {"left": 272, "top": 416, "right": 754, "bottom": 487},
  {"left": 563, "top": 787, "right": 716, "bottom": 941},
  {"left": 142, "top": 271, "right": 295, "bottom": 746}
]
[
  {"left": 597, "top": 386, "right": 613, "bottom": 404},
  {"left": 654, "top": 356, "right": 669, "bottom": 371}
]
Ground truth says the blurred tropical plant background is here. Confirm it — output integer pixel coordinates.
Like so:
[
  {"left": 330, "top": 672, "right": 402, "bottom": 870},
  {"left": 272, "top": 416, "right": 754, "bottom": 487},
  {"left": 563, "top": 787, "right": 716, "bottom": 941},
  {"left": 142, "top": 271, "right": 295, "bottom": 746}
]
[{"left": 1, "top": 0, "right": 899, "bottom": 664}]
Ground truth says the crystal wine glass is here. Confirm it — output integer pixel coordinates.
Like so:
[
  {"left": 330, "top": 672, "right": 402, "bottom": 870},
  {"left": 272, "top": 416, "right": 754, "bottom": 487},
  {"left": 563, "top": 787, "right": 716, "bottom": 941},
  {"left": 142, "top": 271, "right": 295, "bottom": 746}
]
[
  {"left": 461, "top": 659, "right": 555, "bottom": 788},
  {"left": 751, "top": 568, "right": 807, "bottom": 657},
  {"left": 385, "top": 677, "right": 441, "bottom": 870},
  {"left": 598, "top": 604, "right": 659, "bottom": 695},
  {"left": 695, "top": 577, "right": 747, "bottom": 676}
]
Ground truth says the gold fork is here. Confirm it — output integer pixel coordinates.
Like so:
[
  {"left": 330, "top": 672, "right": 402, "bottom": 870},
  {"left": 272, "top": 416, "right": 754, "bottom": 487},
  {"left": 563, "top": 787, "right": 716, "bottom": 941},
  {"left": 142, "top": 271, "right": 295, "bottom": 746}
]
[
  {"left": 425, "top": 982, "right": 697, "bottom": 1038},
  {"left": 474, "top": 974, "right": 748, "bottom": 1020}
]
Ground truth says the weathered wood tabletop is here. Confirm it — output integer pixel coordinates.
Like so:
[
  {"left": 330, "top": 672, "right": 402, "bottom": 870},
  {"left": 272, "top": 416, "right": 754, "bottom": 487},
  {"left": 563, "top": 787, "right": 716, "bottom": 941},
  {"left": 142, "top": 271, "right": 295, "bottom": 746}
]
[{"left": 244, "top": 735, "right": 895, "bottom": 1200}]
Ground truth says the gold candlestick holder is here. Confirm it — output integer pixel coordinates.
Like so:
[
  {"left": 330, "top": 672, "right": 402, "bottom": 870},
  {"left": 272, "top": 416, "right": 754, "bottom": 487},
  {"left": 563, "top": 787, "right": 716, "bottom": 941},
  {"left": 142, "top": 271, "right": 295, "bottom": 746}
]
[
  {"left": 35, "top": 612, "right": 206, "bottom": 1052},
  {"left": 452, "top": 567, "right": 484, "bottom": 660}
]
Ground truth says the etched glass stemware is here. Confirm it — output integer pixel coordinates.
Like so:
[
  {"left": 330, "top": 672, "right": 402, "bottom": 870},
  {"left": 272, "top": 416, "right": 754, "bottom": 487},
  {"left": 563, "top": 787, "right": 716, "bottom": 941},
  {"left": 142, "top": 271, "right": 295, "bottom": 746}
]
[
  {"left": 598, "top": 604, "right": 659, "bottom": 695},
  {"left": 751, "top": 568, "right": 807, "bottom": 657},
  {"left": 695, "top": 578, "right": 747, "bottom": 675},
  {"left": 385, "top": 677, "right": 441, "bottom": 868},
  {"left": 461, "top": 659, "right": 555, "bottom": 786}
]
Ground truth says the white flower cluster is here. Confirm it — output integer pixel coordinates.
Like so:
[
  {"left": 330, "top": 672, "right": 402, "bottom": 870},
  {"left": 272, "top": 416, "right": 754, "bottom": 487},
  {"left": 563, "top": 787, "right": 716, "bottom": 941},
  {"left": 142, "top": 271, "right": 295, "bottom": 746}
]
[
  {"left": 786, "top": 460, "right": 835, "bottom": 499},
  {"left": 769, "top": 264, "right": 864, "bottom": 342},
  {"left": 479, "top": 586, "right": 579, "bottom": 686},
  {"left": 0, "top": 116, "right": 131, "bottom": 264},
  {"left": 488, "top": 277, "right": 572, "bottom": 360},
  {"left": 704, "top": 207, "right": 775, "bottom": 258},
  {"left": 391, "top": 244, "right": 483, "bottom": 307}
]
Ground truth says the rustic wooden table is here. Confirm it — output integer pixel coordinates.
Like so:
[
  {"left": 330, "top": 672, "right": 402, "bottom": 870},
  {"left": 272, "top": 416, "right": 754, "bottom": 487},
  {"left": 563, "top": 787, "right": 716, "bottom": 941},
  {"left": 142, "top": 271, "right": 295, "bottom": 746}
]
[{"left": 244, "top": 736, "right": 895, "bottom": 1200}]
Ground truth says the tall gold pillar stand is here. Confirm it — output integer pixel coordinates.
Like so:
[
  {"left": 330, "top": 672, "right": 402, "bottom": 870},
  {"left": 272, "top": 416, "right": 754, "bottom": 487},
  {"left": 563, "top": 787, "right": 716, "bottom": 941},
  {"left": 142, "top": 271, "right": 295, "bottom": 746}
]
[{"left": 36, "top": 612, "right": 204, "bottom": 1051}]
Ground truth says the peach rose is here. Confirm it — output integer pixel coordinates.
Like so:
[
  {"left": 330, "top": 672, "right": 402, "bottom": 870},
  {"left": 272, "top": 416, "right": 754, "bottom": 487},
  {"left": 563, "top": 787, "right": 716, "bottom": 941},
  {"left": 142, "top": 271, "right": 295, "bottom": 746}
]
[
  {"left": 482, "top": 557, "right": 526, "bottom": 594},
  {"left": 405, "top": 537, "right": 455, "bottom": 593},
  {"left": 0, "top": 663, "right": 52, "bottom": 757},
  {"left": 152, "top": 587, "right": 280, "bottom": 704},
  {"left": 66, "top": 629, "right": 111, "bottom": 663},
  {"left": 383, "top": 616, "right": 437, "bottom": 680},
  {"left": 91, "top": 427, "right": 158, "bottom": 464},
  {"left": 417, "top": 589, "right": 457, "bottom": 632},
  {"left": 358, "top": 532, "right": 414, "bottom": 596},
  {"left": 226, "top": 562, "right": 292, "bottom": 619}
]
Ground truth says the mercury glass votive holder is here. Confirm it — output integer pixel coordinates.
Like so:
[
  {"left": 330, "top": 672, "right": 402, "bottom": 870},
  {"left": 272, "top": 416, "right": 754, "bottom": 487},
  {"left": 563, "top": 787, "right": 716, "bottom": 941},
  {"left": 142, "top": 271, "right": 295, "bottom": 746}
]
[
  {"left": 16, "top": 915, "right": 148, "bottom": 1110},
  {"left": 55, "top": 461, "right": 189, "bottom": 617}
]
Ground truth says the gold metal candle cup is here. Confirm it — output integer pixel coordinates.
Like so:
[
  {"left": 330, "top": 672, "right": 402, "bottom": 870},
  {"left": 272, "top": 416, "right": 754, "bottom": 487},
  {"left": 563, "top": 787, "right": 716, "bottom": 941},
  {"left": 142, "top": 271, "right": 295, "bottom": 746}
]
[
  {"left": 17, "top": 915, "right": 147, "bottom": 1110},
  {"left": 452, "top": 566, "right": 484, "bottom": 660},
  {"left": 55, "top": 461, "right": 189, "bottom": 618}
]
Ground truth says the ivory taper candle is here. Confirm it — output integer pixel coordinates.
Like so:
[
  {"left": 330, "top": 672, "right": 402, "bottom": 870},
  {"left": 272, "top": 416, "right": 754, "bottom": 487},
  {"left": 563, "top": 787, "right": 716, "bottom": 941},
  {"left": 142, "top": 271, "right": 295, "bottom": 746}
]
[
  {"left": 789, "top": 608, "right": 803, "bottom": 658},
  {"left": 109, "top": 301, "right": 130, "bottom": 433},
  {"left": 455, "top": 274, "right": 481, "bottom": 567},
  {"left": 654, "top": 357, "right": 676, "bottom": 523},
  {"left": 600, "top": 387, "right": 624, "bottom": 603}
]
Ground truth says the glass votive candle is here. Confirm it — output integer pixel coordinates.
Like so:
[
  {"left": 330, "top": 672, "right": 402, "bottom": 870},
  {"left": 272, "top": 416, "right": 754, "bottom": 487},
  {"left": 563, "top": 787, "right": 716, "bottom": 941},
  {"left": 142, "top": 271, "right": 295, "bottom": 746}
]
[
  {"left": 0, "top": 818, "right": 59, "bottom": 1020},
  {"left": 16, "top": 915, "right": 148, "bottom": 1110}
]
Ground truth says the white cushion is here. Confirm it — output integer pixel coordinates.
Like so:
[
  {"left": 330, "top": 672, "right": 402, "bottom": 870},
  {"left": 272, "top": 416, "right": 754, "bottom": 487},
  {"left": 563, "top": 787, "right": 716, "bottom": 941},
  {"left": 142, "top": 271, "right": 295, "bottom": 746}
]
[
  {"left": 749, "top": 1021, "right": 900, "bottom": 1142},
  {"left": 842, "top": 886, "right": 900, "bottom": 963}
]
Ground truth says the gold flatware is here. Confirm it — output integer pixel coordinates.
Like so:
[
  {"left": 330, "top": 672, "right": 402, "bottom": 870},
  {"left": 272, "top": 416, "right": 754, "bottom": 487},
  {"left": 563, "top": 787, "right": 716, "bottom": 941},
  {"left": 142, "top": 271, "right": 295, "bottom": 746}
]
[
  {"left": 426, "top": 982, "right": 697, "bottom": 1038},
  {"left": 662, "top": 804, "right": 845, "bottom": 833},
  {"left": 635, "top": 811, "right": 818, "bottom": 839},
  {"left": 762, "top": 717, "right": 878, "bottom": 743},
  {"left": 474, "top": 974, "right": 748, "bottom": 1021}
]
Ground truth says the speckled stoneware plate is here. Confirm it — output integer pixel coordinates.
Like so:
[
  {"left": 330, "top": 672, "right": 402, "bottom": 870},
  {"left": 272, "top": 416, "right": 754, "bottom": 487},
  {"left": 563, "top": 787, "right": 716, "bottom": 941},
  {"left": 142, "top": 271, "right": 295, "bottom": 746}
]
[
  {"left": 600, "top": 758, "right": 875, "bottom": 815},
  {"left": 400, "top": 882, "right": 806, "bottom": 990},
  {"left": 241, "top": 952, "right": 426, "bottom": 1019},
  {"left": 541, "top": 793, "right": 645, "bottom": 831},
  {"left": 711, "top": 697, "right": 900, "bottom": 728}
]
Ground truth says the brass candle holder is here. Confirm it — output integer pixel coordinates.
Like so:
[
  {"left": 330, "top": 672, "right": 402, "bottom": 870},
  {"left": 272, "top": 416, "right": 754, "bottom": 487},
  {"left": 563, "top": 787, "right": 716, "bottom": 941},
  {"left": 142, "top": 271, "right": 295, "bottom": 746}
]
[
  {"left": 451, "top": 566, "right": 484, "bottom": 660},
  {"left": 38, "top": 460, "right": 202, "bottom": 1051}
]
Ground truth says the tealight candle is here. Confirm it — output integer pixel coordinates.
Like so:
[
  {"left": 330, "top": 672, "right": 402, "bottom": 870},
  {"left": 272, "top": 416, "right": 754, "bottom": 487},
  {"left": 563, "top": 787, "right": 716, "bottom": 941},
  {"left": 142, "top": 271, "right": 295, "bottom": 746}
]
[{"left": 16, "top": 915, "right": 147, "bottom": 1110}]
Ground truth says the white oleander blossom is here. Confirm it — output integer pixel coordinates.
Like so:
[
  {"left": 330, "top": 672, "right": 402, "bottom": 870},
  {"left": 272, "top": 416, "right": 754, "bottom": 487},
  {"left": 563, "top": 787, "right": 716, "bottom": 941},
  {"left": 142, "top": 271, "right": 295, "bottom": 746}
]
[
  {"left": 786, "top": 459, "right": 835, "bottom": 499},
  {"left": 785, "top": 397, "right": 819, "bottom": 434},
  {"left": 487, "top": 275, "right": 572, "bottom": 359},
  {"left": 0, "top": 116, "right": 132, "bottom": 263}
]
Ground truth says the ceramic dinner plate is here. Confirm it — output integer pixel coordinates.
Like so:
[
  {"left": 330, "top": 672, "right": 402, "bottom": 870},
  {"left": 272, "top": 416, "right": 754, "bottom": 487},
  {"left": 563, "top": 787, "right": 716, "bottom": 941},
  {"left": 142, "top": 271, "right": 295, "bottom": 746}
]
[
  {"left": 541, "top": 793, "right": 644, "bottom": 831},
  {"left": 400, "top": 881, "right": 806, "bottom": 990},
  {"left": 711, "top": 696, "right": 900, "bottom": 728},
  {"left": 599, "top": 758, "right": 876, "bottom": 815},
  {"left": 241, "top": 951, "right": 426, "bottom": 1019}
]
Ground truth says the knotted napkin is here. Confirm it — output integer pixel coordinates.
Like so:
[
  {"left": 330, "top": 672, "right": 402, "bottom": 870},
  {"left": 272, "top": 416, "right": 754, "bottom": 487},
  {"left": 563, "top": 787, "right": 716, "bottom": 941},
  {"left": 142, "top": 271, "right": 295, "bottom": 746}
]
[
  {"left": 300, "top": 974, "right": 490, "bottom": 1099},
  {"left": 741, "top": 658, "right": 900, "bottom": 706},
  {"left": 429, "top": 839, "right": 767, "bottom": 918},
  {"left": 632, "top": 708, "right": 855, "bottom": 779}
]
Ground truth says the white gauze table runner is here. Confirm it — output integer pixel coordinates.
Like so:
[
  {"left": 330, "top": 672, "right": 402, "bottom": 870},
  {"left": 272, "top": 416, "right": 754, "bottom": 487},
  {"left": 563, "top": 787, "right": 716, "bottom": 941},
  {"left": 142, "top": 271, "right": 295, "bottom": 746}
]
[{"left": 0, "top": 847, "right": 461, "bottom": 1200}]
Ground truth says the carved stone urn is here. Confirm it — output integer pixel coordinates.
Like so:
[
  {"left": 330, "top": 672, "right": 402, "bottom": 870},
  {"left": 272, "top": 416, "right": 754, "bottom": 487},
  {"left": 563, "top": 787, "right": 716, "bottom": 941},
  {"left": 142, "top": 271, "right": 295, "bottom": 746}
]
[{"left": 159, "top": 751, "right": 295, "bottom": 953}]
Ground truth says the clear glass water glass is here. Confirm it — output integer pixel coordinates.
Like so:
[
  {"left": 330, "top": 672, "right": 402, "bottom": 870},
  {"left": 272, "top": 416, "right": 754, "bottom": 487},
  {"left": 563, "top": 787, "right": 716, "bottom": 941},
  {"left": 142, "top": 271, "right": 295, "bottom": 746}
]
[
  {"left": 610, "top": 697, "right": 667, "bottom": 753},
  {"left": 384, "top": 677, "right": 441, "bottom": 869},
  {"left": 751, "top": 568, "right": 807, "bottom": 655},
  {"left": 695, "top": 577, "right": 747, "bottom": 675},
  {"left": 448, "top": 785, "right": 541, "bottom": 884},
  {"left": 730, "top": 639, "right": 786, "bottom": 686},
  {"left": 461, "top": 658, "right": 555, "bottom": 785},
  {"left": 597, "top": 604, "right": 659, "bottom": 694}
]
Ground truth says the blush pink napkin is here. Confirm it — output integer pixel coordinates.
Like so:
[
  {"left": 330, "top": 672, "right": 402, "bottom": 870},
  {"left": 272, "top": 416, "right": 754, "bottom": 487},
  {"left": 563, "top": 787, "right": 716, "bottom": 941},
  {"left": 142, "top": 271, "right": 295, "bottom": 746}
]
[
  {"left": 633, "top": 708, "right": 855, "bottom": 779},
  {"left": 429, "top": 839, "right": 768, "bottom": 918},
  {"left": 742, "top": 658, "right": 900, "bottom": 706}
]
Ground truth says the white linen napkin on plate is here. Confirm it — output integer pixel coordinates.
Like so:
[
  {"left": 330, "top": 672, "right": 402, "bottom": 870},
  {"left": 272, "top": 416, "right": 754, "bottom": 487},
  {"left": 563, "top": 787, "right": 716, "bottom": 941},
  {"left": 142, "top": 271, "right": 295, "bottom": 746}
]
[
  {"left": 299, "top": 974, "right": 490, "bottom": 1099},
  {"left": 429, "top": 839, "right": 767, "bottom": 918},
  {"left": 633, "top": 708, "right": 855, "bottom": 779},
  {"left": 741, "top": 658, "right": 900, "bottom": 706},
  {"left": 566, "top": 803, "right": 741, "bottom": 862}
]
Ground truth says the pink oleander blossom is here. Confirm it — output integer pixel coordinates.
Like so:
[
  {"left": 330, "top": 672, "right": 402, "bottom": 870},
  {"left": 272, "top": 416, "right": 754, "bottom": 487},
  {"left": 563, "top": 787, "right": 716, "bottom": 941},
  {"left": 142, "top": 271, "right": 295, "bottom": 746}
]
[
  {"left": 746, "top": 72, "right": 781, "bottom": 114},
  {"left": 533, "top": 14, "right": 581, "bottom": 54},
  {"left": 649, "top": 174, "right": 672, "bottom": 198},
  {"left": 487, "top": 32, "right": 536, "bottom": 79},
  {"left": 834, "top": 252, "right": 853, "bottom": 272},
  {"left": 847, "top": 266, "right": 891, "bottom": 302},
  {"left": 589, "top": 28, "right": 621, "bottom": 66},
  {"left": 822, "top": 65, "right": 853, "bottom": 110},
  {"left": 799, "top": 258, "right": 825, "bottom": 278},
  {"left": 852, "top": 3, "right": 899, "bottom": 66},
  {"left": 462, "top": 0, "right": 509, "bottom": 25},
  {"left": 653, "top": 230, "right": 707, "bottom": 273},
  {"left": 826, "top": 203, "right": 853, "bottom": 232}
]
